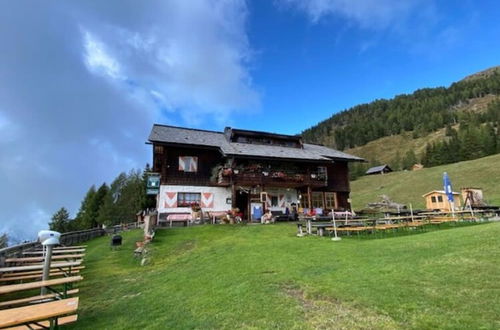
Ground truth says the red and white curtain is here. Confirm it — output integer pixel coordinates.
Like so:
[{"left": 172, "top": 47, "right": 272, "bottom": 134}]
[{"left": 178, "top": 156, "right": 198, "bottom": 172}]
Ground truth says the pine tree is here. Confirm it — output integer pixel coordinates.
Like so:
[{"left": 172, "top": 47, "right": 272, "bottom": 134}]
[
  {"left": 0, "top": 233, "right": 8, "bottom": 248},
  {"left": 49, "top": 207, "right": 70, "bottom": 233},
  {"left": 74, "top": 185, "right": 96, "bottom": 229},
  {"left": 402, "top": 150, "right": 417, "bottom": 170}
]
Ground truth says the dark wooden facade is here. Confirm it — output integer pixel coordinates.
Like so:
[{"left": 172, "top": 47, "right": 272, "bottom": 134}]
[{"left": 152, "top": 142, "right": 353, "bottom": 210}]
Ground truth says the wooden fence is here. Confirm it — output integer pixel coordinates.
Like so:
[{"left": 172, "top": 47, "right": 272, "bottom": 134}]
[
  {"left": 0, "top": 221, "right": 145, "bottom": 267},
  {"left": 0, "top": 228, "right": 105, "bottom": 267}
]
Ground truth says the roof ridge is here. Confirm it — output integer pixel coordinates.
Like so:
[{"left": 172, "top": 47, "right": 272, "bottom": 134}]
[{"left": 152, "top": 123, "right": 223, "bottom": 135}]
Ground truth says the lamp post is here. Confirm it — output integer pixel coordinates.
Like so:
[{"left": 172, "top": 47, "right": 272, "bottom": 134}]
[{"left": 38, "top": 230, "right": 61, "bottom": 295}]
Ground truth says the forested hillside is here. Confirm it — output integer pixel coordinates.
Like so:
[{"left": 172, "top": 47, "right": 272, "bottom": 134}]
[{"left": 302, "top": 67, "right": 500, "bottom": 175}]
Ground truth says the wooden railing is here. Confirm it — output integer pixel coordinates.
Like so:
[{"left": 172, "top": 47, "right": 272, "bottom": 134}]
[
  {"left": 0, "top": 228, "right": 106, "bottom": 267},
  {"left": 220, "top": 172, "right": 328, "bottom": 187}
]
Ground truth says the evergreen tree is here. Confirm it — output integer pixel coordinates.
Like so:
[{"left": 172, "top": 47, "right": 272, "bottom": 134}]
[
  {"left": 91, "top": 183, "right": 109, "bottom": 227},
  {"left": 401, "top": 150, "right": 417, "bottom": 170},
  {"left": 391, "top": 151, "right": 402, "bottom": 171},
  {"left": 49, "top": 207, "right": 71, "bottom": 233},
  {"left": 0, "top": 233, "right": 8, "bottom": 248},
  {"left": 74, "top": 185, "right": 96, "bottom": 229},
  {"left": 96, "top": 173, "right": 128, "bottom": 226}
]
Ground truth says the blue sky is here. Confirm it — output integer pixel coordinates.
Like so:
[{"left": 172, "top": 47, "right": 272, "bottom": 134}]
[
  {"left": 1, "top": 0, "right": 500, "bottom": 241},
  {"left": 236, "top": 0, "right": 500, "bottom": 134}
]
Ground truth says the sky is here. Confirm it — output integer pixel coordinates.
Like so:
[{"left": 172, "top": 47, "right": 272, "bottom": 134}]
[{"left": 1, "top": 0, "right": 500, "bottom": 242}]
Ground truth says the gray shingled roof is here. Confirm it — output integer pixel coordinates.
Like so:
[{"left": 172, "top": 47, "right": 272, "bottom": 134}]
[
  {"left": 148, "top": 124, "right": 364, "bottom": 162},
  {"left": 366, "top": 164, "right": 392, "bottom": 174}
]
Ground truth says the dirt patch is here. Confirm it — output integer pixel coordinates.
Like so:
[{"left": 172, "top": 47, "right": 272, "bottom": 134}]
[{"left": 283, "top": 284, "right": 400, "bottom": 329}]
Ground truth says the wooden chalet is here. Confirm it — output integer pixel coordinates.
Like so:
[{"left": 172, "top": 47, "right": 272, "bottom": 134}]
[{"left": 148, "top": 125, "right": 364, "bottom": 221}]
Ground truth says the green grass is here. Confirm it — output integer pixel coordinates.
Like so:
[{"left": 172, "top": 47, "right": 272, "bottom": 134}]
[
  {"left": 65, "top": 223, "right": 500, "bottom": 329},
  {"left": 345, "top": 129, "right": 447, "bottom": 164},
  {"left": 350, "top": 153, "right": 500, "bottom": 210}
]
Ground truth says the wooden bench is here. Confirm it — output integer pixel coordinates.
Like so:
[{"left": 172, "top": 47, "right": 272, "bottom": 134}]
[
  {"left": 0, "top": 270, "right": 80, "bottom": 283},
  {"left": 0, "top": 297, "right": 78, "bottom": 329},
  {"left": 53, "top": 245, "right": 86, "bottom": 250},
  {"left": 0, "top": 266, "right": 85, "bottom": 278},
  {"left": 6, "top": 254, "right": 85, "bottom": 264},
  {"left": 0, "top": 276, "right": 82, "bottom": 297},
  {"left": 0, "top": 289, "right": 79, "bottom": 309},
  {"left": 429, "top": 217, "right": 459, "bottom": 224},
  {"left": 7, "top": 314, "right": 78, "bottom": 329},
  {"left": 23, "top": 249, "right": 86, "bottom": 255},
  {"left": 325, "top": 226, "right": 369, "bottom": 235},
  {"left": 0, "top": 261, "right": 82, "bottom": 274}
]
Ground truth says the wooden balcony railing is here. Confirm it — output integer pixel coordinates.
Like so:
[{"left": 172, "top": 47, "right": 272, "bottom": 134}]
[{"left": 219, "top": 171, "right": 327, "bottom": 187}]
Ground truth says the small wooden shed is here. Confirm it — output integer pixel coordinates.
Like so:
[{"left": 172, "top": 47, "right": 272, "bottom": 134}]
[
  {"left": 422, "top": 190, "right": 461, "bottom": 211},
  {"left": 366, "top": 164, "right": 393, "bottom": 175}
]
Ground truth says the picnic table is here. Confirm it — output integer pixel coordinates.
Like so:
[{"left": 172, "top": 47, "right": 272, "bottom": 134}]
[
  {"left": 0, "top": 261, "right": 82, "bottom": 274},
  {"left": 23, "top": 249, "right": 86, "bottom": 255},
  {"left": 5, "top": 254, "right": 85, "bottom": 264},
  {"left": 0, "top": 268, "right": 82, "bottom": 283},
  {"left": 0, "top": 275, "right": 82, "bottom": 298},
  {"left": 0, "top": 297, "right": 78, "bottom": 329},
  {"left": 53, "top": 245, "right": 86, "bottom": 249}
]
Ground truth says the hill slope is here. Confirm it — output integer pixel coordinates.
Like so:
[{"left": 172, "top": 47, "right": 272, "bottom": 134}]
[
  {"left": 62, "top": 223, "right": 500, "bottom": 329},
  {"left": 350, "top": 153, "right": 500, "bottom": 210},
  {"left": 302, "top": 66, "right": 500, "bottom": 150}
]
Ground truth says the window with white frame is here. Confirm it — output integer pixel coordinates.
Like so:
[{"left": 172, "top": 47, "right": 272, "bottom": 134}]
[{"left": 177, "top": 192, "right": 201, "bottom": 207}]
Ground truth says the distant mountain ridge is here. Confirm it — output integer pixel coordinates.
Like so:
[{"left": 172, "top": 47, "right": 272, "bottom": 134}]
[{"left": 301, "top": 66, "right": 500, "bottom": 177}]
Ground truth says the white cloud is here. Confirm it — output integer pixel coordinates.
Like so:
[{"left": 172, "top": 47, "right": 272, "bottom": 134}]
[
  {"left": 83, "top": 31, "right": 124, "bottom": 80},
  {"left": 0, "top": 0, "right": 258, "bottom": 242},
  {"left": 279, "top": 0, "right": 431, "bottom": 29}
]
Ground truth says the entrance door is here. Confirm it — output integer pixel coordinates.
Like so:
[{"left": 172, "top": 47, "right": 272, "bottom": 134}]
[{"left": 235, "top": 190, "right": 249, "bottom": 221}]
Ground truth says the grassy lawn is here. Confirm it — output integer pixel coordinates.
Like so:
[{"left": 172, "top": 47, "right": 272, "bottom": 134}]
[
  {"left": 350, "top": 153, "right": 500, "bottom": 210},
  {"left": 67, "top": 223, "right": 500, "bottom": 329}
]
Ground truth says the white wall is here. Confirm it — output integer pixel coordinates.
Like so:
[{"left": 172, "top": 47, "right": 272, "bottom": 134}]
[
  {"left": 264, "top": 188, "right": 299, "bottom": 212},
  {"left": 158, "top": 185, "right": 232, "bottom": 213}
]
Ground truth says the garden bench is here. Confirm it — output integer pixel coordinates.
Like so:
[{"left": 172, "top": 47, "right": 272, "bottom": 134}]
[
  {"left": 0, "top": 297, "right": 78, "bottom": 329},
  {"left": 162, "top": 213, "right": 192, "bottom": 227}
]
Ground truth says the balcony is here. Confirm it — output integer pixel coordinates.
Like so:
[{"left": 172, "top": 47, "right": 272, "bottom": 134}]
[{"left": 217, "top": 168, "right": 327, "bottom": 188}]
